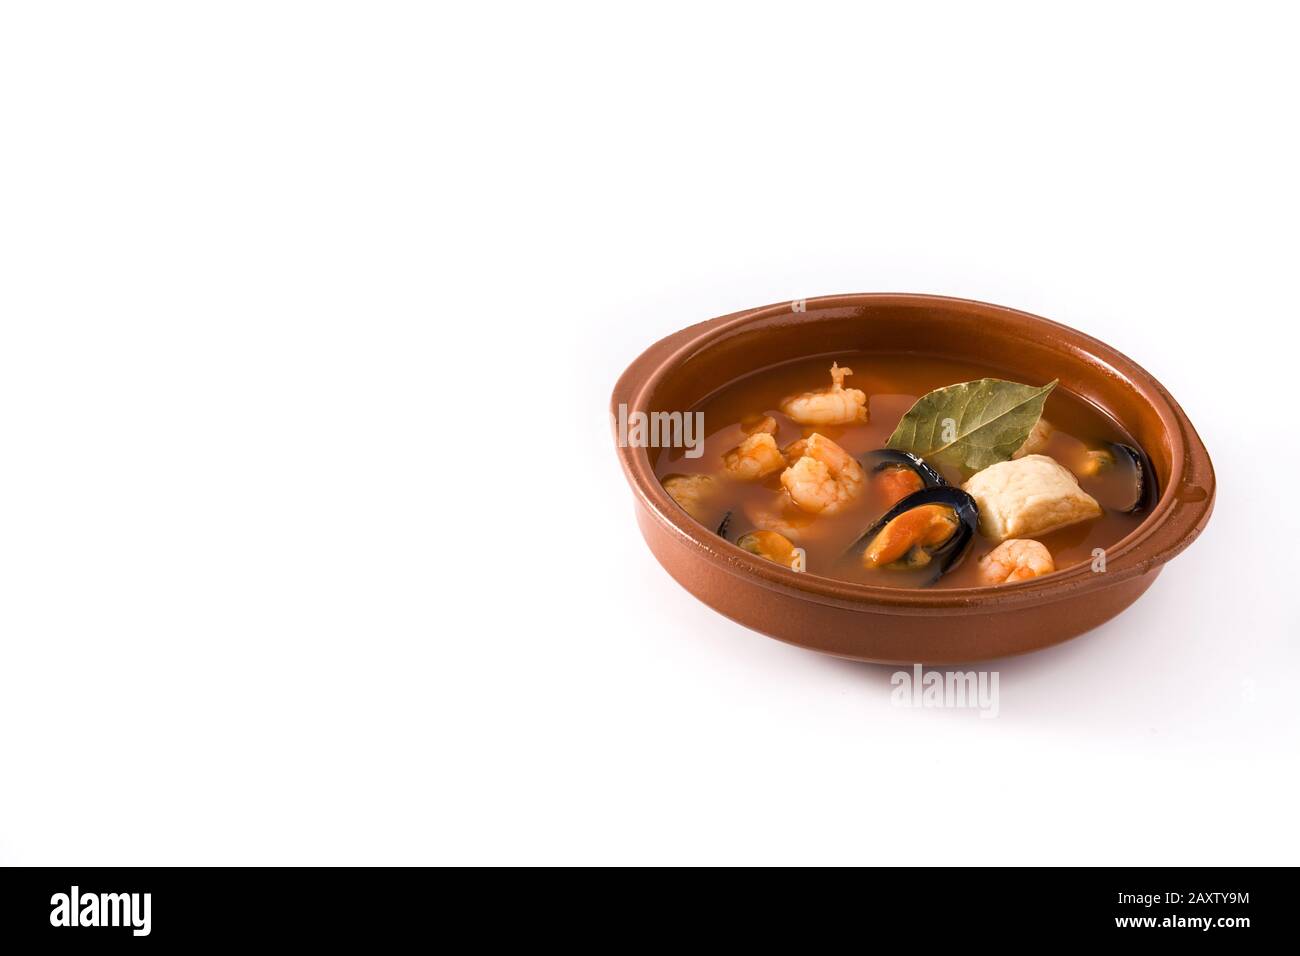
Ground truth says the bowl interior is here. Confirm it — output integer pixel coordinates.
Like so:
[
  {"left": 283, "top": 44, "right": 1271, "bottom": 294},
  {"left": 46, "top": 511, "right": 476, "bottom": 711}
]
[{"left": 643, "top": 298, "right": 1177, "bottom": 496}]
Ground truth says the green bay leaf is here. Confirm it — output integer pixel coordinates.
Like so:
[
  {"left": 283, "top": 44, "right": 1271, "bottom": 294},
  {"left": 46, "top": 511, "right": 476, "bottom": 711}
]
[{"left": 885, "top": 378, "right": 1058, "bottom": 473}]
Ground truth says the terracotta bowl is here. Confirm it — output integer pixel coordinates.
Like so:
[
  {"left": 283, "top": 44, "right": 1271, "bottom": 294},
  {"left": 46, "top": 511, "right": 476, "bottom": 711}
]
[{"left": 611, "top": 293, "right": 1215, "bottom": 664}]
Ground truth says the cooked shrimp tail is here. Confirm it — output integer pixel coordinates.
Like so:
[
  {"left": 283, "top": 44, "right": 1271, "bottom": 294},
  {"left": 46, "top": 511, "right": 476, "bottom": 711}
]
[
  {"left": 977, "top": 538, "right": 1055, "bottom": 584},
  {"left": 780, "top": 432, "right": 865, "bottom": 515},
  {"left": 779, "top": 362, "right": 869, "bottom": 426},
  {"left": 724, "top": 432, "right": 786, "bottom": 481}
]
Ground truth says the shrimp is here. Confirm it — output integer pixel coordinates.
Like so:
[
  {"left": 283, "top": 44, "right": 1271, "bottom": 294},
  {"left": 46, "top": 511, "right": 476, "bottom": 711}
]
[
  {"left": 744, "top": 497, "right": 819, "bottom": 540},
  {"left": 740, "top": 413, "right": 778, "bottom": 436},
  {"left": 779, "top": 362, "right": 868, "bottom": 426},
  {"left": 782, "top": 437, "right": 808, "bottom": 460},
  {"left": 780, "top": 432, "right": 865, "bottom": 515},
  {"left": 724, "top": 432, "right": 786, "bottom": 481},
  {"left": 662, "top": 473, "right": 718, "bottom": 522},
  {"left": 977, "top": 538, "right": 1056, "bottom": 585}
]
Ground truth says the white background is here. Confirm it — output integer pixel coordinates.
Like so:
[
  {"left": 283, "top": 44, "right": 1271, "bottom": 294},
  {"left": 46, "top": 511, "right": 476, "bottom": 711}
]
[{"left": 1, "top": 3, "right": 1296, "bottom": 864}]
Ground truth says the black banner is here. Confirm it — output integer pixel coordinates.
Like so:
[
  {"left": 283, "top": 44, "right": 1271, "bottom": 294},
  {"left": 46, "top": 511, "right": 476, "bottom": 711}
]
[{"left": 0, "top": 867, "right": 1284, "bottom": 944}]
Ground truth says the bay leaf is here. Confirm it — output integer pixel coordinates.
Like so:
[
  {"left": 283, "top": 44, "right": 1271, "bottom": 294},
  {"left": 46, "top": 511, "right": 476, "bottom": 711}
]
[{"left": 885, "top": 378, "right": 1057, "bottom": 473}]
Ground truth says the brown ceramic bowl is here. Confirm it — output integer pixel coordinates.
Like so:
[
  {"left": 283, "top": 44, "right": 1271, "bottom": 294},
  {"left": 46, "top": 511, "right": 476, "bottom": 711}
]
[{"left": 611, "top": 293, "right": 1215, "bottom": 664}]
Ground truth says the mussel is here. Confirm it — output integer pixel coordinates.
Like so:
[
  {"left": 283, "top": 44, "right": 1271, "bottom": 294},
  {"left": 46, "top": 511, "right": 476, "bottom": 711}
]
[
  {"left": 716, "top": 510, "right": 733, "bottom": 540},
  {"left": 1112, "top": 442, "right": 1157, "bottom": 513},
  {"left": 842, "top": 486, "right": 979, "bottom": 585},
  {"left": 1079, "top": 442, "right": 1158, "bottom": 514},
  {"left": 861, "top": 448, "right": 946, "bottom": 513},
  {"left": 662, "top": 473, "right": 719, "bottom": 523},
  {"left": 736, "top": 530, "right": 805, "bottom": 571},
  {"left": 863, "top": 449, "right": 946, "bottom": 487}
]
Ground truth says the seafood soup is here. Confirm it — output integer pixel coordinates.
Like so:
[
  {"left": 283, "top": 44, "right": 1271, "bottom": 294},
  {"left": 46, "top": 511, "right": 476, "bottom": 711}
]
[{"left": 655, "top": 352, "right": 1153, "bottom": 590}]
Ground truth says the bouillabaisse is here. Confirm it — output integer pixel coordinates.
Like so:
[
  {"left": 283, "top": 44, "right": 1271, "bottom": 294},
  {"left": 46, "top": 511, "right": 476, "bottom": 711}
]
[{"left": 654, "top": 352, "right": 1153, "bottom": 589}]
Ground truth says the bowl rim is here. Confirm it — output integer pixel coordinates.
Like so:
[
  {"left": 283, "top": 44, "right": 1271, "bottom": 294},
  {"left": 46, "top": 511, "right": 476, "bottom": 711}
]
[{"left": 612, "top": 293, "right": 1216, "bottom": 614}]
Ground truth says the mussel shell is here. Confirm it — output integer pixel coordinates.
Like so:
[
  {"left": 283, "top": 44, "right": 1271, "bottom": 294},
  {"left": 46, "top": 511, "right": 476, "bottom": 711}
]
[
  {"left": 716, "top": 510, "right": 733, "bottom": 540},
  {"left": 843, "top": 486, "right": 979, "bottom": 585},
  {"left": 1112, "top": 442, "right": 1158, "bottom": 513},
  {"left": 862, "top": 448, "right": 946, "bottom": 487}
]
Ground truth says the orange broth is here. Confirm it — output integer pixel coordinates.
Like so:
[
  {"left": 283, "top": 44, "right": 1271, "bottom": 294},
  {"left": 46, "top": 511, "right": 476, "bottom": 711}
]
[{"left": 653, "top": 352, "right": 1148, "bottom": 589}]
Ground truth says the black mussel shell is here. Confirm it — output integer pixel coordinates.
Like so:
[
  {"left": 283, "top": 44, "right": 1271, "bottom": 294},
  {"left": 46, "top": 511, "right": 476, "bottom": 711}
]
[
  {"left": 862, "top": 448, "right": 946, "bottom": 487},
  {"left": 716, "top": 510, "right": 733, "bottom": 540},
  {"left": 842, "top": 486, "right": 979, "bottom": 585},
  {"left": 1112, "top": 442, "right": 1158, "bottom": 514},
  {"left": 1083, "top": 442, "right": 1157, "bottom": 513}
]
